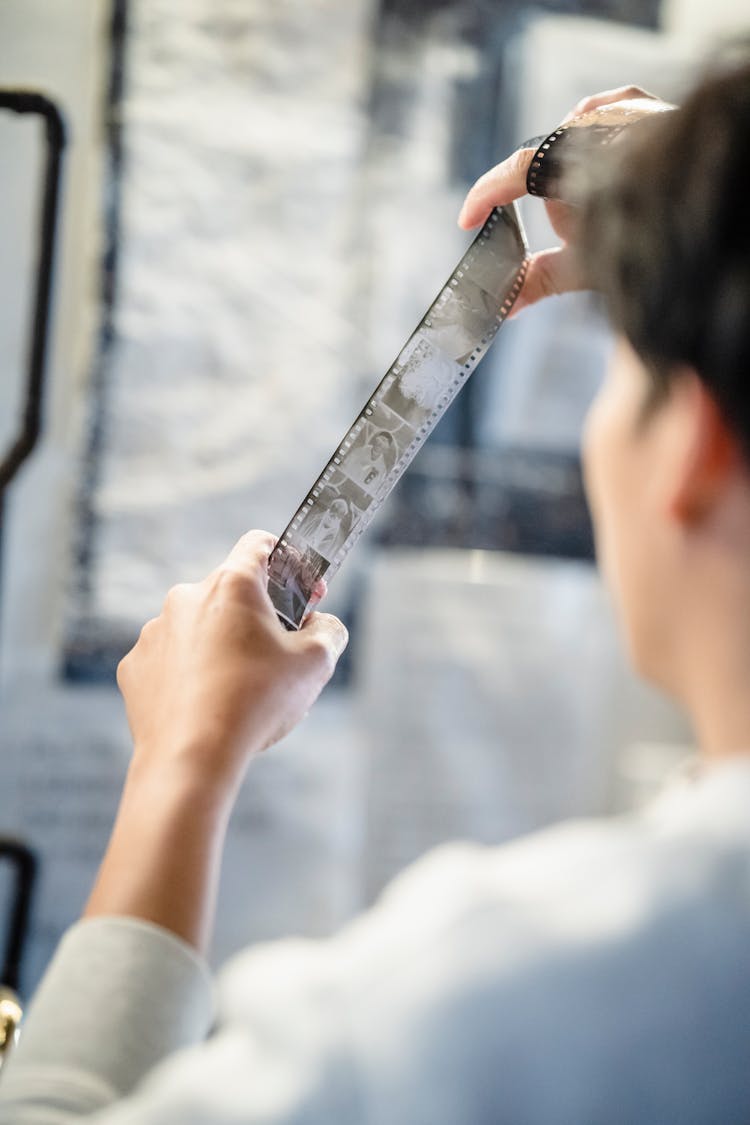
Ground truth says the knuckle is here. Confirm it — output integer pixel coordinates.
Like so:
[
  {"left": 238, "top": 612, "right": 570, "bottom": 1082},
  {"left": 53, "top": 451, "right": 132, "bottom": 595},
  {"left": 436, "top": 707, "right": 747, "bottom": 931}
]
[
  {"left": 477, "top": 150, "right": 527, "bottom": 197},
  {"left": 473, "top": 164, "right": 497, "bottom": 188},
  {"left": 573, "top": 90, "right": 608, "bottom": 114},
  {"left": 115, "top": 653, "right": 129, "bottom": 689},
  {"left": 251, "top": 529, "right": 276, "bottom": 552},
  {"left": 574, "top": 86, "right": 650, "bottom": 118},
  {"left": 507, "top": 147, "right": 529, "bottom": 178},
  {"left": 138, "top": 616, "right": 158, "bottom": 642},
  {"left": 228, "top": 530, "right": 276, "bottom": 571},
  {"left": 303, "top": 634, "right": 337, "bottom": 678},
  {"left": 214, "top": 565, "right": 259, "bottom": 602},
  {"left": 163, "top": 582, "right": 190, "bottom": 610}
]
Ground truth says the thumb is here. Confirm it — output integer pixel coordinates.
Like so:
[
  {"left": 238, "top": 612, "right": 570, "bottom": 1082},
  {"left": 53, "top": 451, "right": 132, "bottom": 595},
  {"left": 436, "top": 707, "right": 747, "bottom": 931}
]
[{"left": 295, "top": 611, "right": 349, "bottom": 675}]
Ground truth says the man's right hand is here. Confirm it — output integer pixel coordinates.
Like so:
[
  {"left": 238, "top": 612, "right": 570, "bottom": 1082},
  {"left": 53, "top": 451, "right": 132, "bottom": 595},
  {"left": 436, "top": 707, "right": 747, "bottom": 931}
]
[
  {"left": 85, "top": 530, "right": 348, "bottom": 952},
  {"left": 117, "top": 530, "right": 348, "bottom": 797}
]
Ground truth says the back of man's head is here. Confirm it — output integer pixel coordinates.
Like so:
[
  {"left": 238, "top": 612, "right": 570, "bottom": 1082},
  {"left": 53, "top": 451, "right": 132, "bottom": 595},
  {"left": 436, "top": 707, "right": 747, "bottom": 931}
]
[{"left": 581, "top": 49, "right": 750, "bottom": 457}]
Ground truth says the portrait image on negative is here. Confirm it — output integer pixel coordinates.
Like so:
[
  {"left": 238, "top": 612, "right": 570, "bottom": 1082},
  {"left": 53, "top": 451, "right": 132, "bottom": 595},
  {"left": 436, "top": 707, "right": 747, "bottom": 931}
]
[
  {"left": 297, "top": 470, "right": 373, "bottom": 561},
  {"left": 267, "top": 543, "right": 329, "bottom": 625},
  {"left": 425, "top": 280, "right": 500, "bottom": 364},
  {"left": 383, "top": 332, "right": 460, "bottom": 428},
  {"left": 342, "top": 402, "right": 413, "bottom": 496},
  {"left": 469, "top": 214, "right": 529, "bottom": 301}
]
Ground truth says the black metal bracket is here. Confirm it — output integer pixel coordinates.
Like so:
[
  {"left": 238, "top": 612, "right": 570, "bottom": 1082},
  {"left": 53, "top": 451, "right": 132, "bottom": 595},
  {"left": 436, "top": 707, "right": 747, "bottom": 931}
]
[
  {"left": 0, "top": 839, "right": 37, "bottom": 995},
  {"left": 0, "top": 91, "right": 66, "bottom": 494},
  {"left": 0, "top": 91, "right": 65, "bottom": 996}
]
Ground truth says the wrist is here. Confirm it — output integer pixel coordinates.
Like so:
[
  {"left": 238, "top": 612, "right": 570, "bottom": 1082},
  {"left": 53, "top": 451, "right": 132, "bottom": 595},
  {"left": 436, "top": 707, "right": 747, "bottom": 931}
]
[
  {"left": 85, "top": 752, "right": 234, "bottom": 952},
  {"left": 125, "top": 740, "right": 244, "bottom": 819}
]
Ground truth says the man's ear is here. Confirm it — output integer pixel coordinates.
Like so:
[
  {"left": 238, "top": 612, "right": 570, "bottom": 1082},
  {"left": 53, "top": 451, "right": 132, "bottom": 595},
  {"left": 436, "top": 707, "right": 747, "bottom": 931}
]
[{"left": 668, "top": 370, "right": 743, "bottom": 524}]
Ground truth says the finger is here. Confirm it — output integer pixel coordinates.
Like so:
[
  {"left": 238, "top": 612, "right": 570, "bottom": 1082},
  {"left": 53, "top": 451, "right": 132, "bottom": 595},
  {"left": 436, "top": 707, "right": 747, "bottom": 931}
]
[
  {"left": 561, "top": 85, "right": 658, "bottom": 123},
  {"left": 137, "top": 615, "right": 160, "bottom": 641},
  {"left": 115, "top": 653, "right": 130, "bottom": 692},
  {"left": 163, "top": 582, "right": 197, "bottom": 612},
  {"left": 296, "top": 611, "right": 349, "bottom": 674},
  {"left": 306, "top": 577, "right": 328, "bottom": 611},
  {"left": 510, "top": 246, "right": 585, "bottom": 316},
  {"left": 545, "top": 198, "right": 578, "bottom": 244},
  {"left": 222, "top": 530, "right": 277, "bottom": 579},
  {"left": 458, "top": 147, "right": 534, "bottom": 230}
]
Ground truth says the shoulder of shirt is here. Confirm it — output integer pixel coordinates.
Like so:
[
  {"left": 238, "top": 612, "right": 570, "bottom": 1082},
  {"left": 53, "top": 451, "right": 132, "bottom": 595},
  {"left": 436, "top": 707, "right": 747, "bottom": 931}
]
[{"left": 217, "top": 755, "right": 750, "bottom": 1023}]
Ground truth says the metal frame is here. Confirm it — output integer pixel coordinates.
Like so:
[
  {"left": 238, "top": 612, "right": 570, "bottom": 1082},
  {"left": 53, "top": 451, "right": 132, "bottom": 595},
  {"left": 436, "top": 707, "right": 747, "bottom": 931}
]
[
  {"left": 0, "top": 91, "right": 66, "bottom": 493},
  {"left": 0, "top": 89, "right": 66, "bottom": 1003},
  {"left": 0, "top": 840, "right": 37, "bottom": 995}
]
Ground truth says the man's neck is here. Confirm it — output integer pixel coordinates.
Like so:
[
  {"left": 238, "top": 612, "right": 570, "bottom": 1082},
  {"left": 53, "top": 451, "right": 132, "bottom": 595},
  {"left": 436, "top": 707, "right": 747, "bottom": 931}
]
[{"left": 680, "top": 613, "right": 750, "bottom": 761}]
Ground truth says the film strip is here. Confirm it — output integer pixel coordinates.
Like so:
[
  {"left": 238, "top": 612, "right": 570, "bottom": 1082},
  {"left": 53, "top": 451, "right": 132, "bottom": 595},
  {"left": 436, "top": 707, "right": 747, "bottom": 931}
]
[
  {"left": 526, "top": 101, "right": 673, "bottom": 201},
  {"left": 268, "top": 203, "right": 529, "bottom": 629}
]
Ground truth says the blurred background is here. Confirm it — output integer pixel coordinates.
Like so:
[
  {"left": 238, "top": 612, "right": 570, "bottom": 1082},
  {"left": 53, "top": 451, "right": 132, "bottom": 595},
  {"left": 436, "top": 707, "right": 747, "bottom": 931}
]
[{"left": 0, "top": 0, "right": 746, "bottom": 995}]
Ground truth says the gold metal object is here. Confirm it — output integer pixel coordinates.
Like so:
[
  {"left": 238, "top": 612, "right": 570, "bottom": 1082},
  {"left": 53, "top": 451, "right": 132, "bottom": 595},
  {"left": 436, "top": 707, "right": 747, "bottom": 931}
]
[{"left": 0, "top": 986, "right": 23, "bottom": 1072}]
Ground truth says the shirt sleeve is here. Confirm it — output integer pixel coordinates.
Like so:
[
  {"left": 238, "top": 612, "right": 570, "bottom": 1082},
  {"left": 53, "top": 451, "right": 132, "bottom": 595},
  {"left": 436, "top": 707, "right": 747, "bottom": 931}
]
[
  {"left": 2, "top": 783, "right": 750, "bottom": 1125},
  {"left": 0, "top": 916, "right": 214, "bottom": 1123}
]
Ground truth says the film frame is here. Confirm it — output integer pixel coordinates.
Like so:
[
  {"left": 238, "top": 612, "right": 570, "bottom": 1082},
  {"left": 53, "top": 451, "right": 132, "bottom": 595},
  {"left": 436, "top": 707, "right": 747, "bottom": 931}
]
[{"left": 268, "top": 203, "right": 529, "bottom": 630}]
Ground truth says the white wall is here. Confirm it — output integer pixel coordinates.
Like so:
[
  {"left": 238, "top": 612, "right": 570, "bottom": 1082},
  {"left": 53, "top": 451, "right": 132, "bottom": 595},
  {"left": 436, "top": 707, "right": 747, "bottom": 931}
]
[
  {"left": 0, "top": 0, "right": 107, "bottom": 681},
  {"left": 662, "top": 0, "right": 750, "bottom": 40}
]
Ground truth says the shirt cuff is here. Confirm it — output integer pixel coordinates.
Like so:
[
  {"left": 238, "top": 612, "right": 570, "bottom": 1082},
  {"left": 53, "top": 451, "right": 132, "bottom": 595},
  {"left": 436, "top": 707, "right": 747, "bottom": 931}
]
[{"left": 2, "top": 916, "right": 214, "bottom": 1100}]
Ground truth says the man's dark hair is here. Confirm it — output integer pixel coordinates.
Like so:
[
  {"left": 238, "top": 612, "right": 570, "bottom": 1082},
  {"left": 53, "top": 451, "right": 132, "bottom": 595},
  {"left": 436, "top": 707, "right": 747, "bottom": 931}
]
[{"left": 579, "top": 51, "right": 750, "bottom": 456}]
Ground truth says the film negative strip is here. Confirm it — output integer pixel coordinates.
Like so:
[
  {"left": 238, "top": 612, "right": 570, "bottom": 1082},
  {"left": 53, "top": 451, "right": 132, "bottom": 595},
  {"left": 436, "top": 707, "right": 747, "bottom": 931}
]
[
  {"left": 526, "top": 101, "right": 674, "bottom": 202},
  {"left": 268, "top": 203, "right": 529, "bottom": 630},
  {"left": 526, "top": 120, "right": 624, "bottom": 202}
]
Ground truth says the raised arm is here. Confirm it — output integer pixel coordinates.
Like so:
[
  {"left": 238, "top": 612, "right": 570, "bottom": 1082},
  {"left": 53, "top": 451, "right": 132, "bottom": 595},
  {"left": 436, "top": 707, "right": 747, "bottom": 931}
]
[
  {"left": 0, "top": 531, "right": 347, "bottom": 1119},
  {"left": 85, "top": 529, "right": 348, "bottom": 953}
]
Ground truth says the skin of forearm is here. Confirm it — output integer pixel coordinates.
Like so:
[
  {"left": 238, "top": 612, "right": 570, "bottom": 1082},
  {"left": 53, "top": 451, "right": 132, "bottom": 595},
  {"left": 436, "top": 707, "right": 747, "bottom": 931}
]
[
  {"left": 84, "top": 757, "right": 233, "bottom": 954},
  {"left": 83, "top": 533, "right": 347, "bottom": 954}
]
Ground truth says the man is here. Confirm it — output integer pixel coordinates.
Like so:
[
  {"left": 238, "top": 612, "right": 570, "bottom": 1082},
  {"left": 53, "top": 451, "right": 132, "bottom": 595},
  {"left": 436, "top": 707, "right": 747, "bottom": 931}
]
[{"left": 2, "top": 57, "right": 750, "bottom": 1123}]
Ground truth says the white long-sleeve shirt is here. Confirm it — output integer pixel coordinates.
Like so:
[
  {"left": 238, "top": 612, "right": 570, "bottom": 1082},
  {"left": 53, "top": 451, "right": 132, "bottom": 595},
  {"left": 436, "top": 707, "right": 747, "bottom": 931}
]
[{"left": 3, "top": 757, "right": 750, "bottom": 1124}]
